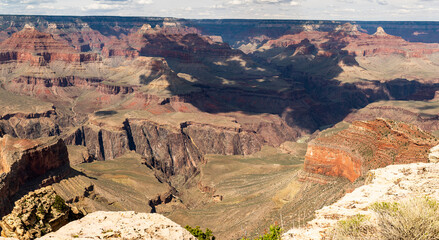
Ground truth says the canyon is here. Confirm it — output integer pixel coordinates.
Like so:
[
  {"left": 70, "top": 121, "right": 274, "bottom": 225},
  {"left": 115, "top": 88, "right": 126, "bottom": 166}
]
[{"left": 0, "top": 16, "right": 438, "bottom": 239}]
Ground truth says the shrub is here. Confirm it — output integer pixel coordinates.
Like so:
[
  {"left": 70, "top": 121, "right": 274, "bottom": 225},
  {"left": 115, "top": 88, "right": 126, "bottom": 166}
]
[
  {"left": 242, "top": 224, "right": 282, "bottom": 240},
  {"left": 185, "top": 225, "right": 215, "bottom": 240},
  {"left": 332, "top": 197, "right": 439, "bottom": 240},
  {"left": 52, "top": 195, "right": 67, "bottom": 212},
  {"left": 332, "top": 214, "right": 375, "bottom": 239},
  {"left": 373, "top": 197, "right": 439, "bottom": 240}
]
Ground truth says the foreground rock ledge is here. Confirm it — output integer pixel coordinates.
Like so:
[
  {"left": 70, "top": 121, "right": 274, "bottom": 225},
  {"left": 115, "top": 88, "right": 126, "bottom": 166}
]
[
  {"left": 283, "top": 162, "right": 439, "bottom": 239},
  {"left": 39, "top": 211, "right": 195, "bottom": 240}
]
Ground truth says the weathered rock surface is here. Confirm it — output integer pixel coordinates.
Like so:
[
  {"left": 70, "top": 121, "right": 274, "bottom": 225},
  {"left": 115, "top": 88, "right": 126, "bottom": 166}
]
[
  {"left": 40, "top": 211, "right": 195, "bottom": 240},
  {"left": 0, "top": 187, "right": 80, "bottom": 240},
  {"left": 0, "top": 135, "right": 69, "bottom": 216},
  {"left": 429, "top": 144, "right": 439, "bottom": 163},
  {"left": 284, "top": 161, "right": 439, "bottom": 239},
  {"left": 305, "top": 119, "right": 438, "bottom": 182}
]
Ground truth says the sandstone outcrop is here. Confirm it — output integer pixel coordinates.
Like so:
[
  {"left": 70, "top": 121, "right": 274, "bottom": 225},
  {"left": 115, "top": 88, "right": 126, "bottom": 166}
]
[
  {"left": 0, "top": 187, "right": 80, "bottom": 240},
  {"left": 40, "top": 211, "right": 195, "bottom": 240},
  {"left": 284, "top": 162, "right": 439, "bottom": 239},
  {"left": 304, "top": 119, "right": 438, "bottom": 182},
  {"left": 0, "top": 135, "right": 69, "bottom": 216}
]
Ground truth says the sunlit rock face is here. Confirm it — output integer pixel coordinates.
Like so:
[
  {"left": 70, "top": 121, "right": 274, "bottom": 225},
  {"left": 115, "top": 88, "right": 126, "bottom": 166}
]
[{"left": 304, "top": 119, "right": 438, "bottom": 182}]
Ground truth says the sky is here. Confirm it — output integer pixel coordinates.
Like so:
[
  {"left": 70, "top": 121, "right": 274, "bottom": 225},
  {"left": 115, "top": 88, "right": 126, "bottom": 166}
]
[{"left": 0, "top": 0, "right": 438, "bottom": 21}]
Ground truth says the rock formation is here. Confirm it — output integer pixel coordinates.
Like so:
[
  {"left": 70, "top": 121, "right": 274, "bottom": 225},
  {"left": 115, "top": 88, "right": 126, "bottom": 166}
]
[
  {"left": 0, "top": 26, "right": 98, "bottom": 65},
  {"left": 284, "top": 161, "right": 439, "bottom": 239},
  {"left": 429, "top": 144, "right": 439, "bottom": 163},
  {"left": 373, "top": 26, "right": 388, "bottom": 37},
  {"left": 40, "top": 211, "right": 195, "bottom": 239},
  {"left": 0, "top": 187, "right": 80, "bottom": 240},
  {"left": 0, "top": 135, "right": 69, "bottom": 216},
  {"left": 65, "top": 113, "right": 298, "bottom": 179},
  {"left": 304, "top": 119, "right": 438, "bottom": 182}
]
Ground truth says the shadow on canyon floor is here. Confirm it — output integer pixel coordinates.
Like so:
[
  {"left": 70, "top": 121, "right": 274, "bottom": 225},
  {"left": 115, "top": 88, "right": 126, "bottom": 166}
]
[{"left": 163, "top": 52, "right": 439, "bottom": 133}]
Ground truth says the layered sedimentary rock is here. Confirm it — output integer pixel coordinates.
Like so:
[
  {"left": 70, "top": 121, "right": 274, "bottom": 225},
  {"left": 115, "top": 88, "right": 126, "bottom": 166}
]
[
  {"left": 47, "top": 23, "right": 110, "bottom": 52},
  {"left": 0, "top": 89, "right": 61, "bottom": 139},
  {"left": 0, "top": 135, "right": 69, "bottom": 216},
  {"left": 345, "top": 103, "right": 439, "bottom": 132},
  {"left": 0, "top": 26, "right": 98, "bottom": 65},
  {"left": 304, "top": 119, "right": 438, "bottom": 182},
  {"left": 40, "top": 211, "right": 195, "bottom": 240},
  {"left": 259, "top": 25, "right": 439, "bottom": 58},
  {"left": 65, "top": 113, "right": 297, "bottom": 179}
]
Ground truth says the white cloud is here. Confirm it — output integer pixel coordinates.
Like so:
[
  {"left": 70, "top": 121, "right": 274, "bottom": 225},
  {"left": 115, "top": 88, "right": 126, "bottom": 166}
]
[
  {"left": 376, "top": 0, "right": 388, "bottom": 5},
  {"left": 0, "top": 0, "right": 438, "bottom": 20},
  {"left": 227, "top": 0, "right": 290, "bottom": 5},
  {"left": 136, "top": 0, "right": 153, "bottom": 4}
]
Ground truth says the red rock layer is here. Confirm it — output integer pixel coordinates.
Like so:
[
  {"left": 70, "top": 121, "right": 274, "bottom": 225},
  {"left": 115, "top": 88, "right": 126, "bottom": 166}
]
[
  {"left": 305, "top": 119, "right": 438, "bottom": 182},
  {"left": 0, "top": 27, "right": 98, "bottom": 65}
]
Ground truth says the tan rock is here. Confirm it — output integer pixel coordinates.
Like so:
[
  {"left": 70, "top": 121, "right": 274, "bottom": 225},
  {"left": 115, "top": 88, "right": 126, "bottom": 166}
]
[
  {"left": 40, "top": 211, "right": 195, "bottom": 240},
  {"left": 284, "top": 162, "right": 439, "bottom": 239},
  {"left": 429, "top": 144, "right": 439, "bottom": 163},
  {"left": 0, "top": 187, "right": 80, "bottom": 240}
]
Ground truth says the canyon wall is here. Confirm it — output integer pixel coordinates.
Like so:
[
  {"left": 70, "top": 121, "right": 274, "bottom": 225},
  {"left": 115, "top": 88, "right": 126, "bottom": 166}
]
[
  {"left": 304, "top": 119, "right": 438, "bottom": 182},
  {"left": 0, "top": 135, "right": 70, "bottom": 216}
]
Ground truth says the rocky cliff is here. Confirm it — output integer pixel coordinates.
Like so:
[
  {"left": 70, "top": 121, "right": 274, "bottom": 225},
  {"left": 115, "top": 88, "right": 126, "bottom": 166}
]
[
  {"left": 65, "top": 112, "right": 298, "bottom": 180},
  {"left": 0, "top": 26, "right": 98, "bottom": 65},
  {"left": 0, "top": 135, "right": 69, "bottom": 216},
  {"left": 304, "top": 119, "right": 438, "bottom": 182}
]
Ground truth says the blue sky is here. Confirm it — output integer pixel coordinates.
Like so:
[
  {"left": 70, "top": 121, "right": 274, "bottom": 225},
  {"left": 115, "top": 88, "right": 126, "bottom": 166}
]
[{"left": 0, "top": 0, "right": 438, "bottom": 21}]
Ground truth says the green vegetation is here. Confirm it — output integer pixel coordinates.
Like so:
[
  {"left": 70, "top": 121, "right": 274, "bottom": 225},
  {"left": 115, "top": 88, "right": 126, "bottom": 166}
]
[
  {"left": 333, "top": 214, "right": 373, "bottom": 239},
  {"left": 185, "top": 225, "right": 215, "bottom": 240},
  {"left": 333, "top": 197, "right": 439, "bottom": 240},
  {"left": 370, "top": 201, "right": 399, "bottom": 212},
  {"left": 52, "top": 195, "right": 67, "bottom": 212},
  {"left": 242, "top": 225, "right": 282, "bottom": 240},
  {"left": 37, "top": 204, "right": 45, "bottom": 214}
]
